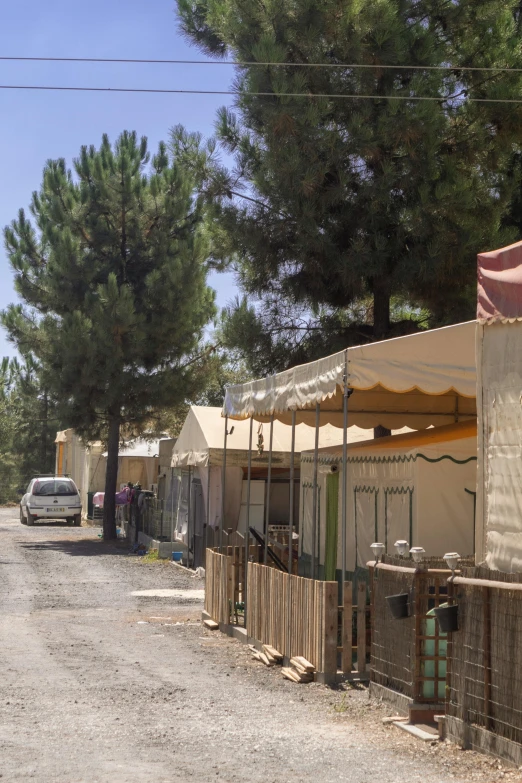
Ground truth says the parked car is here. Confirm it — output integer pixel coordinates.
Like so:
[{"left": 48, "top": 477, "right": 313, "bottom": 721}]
[{"left": 20, "top": 477, "right": 82, "bottom": 526}]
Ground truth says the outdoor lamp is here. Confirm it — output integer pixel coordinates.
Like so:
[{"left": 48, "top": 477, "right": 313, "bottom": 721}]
[
  {"left": 394, "top": 540, "right": 409, "bottom": 557},
  {"left": 444, "top": 552, "right": 460, "bottom": 575},
  {"left": 370, "top": 542, "right": 385, "bottom": 563},
  {"left": 410, "top": 546, "right": 425, "bottom": 564}
]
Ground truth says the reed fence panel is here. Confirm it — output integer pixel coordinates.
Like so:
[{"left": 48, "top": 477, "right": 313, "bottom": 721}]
[{"left": 447, "top": 568, "right": 522, "bottom": 746}]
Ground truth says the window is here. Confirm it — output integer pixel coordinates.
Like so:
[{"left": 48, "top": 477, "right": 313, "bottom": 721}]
[{"left": 32, "top": 480, "right": 78, "bottom": 497}]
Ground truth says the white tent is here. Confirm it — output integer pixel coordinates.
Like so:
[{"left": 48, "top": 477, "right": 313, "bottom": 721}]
[
  {"left": 171, "top": 405, "right": 352, "bottom": 467},
  {"left": 223, "top": 322, "right": 477, "bottom": 430},
  {"left": 476, "top": 240, "right": 522, "bottom": 571},
  {"left": 299, "top": 422, "right": 477, "bottom": 580},
  {"left": 168, "top": 406, "right": 368, "bottom": 559}
]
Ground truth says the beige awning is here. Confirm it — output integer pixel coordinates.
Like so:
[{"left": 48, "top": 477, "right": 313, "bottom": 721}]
[{"left": 223, "top": 322, "right": 477, "bottom": 430}]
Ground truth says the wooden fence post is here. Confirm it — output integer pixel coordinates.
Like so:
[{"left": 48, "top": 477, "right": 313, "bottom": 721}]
[
  {"left": 357, "top": 581, "right": 367, "bottom": 674},
  {"left": 483, "top": 586, "right": 492, "bottom": 731},
  {"left": 227, "top": 555, "right": 234, "bottom": 625},
  {"left": 342, "top": 581, "right": 352, "bottom": 674},
  {"left": 322, "top": 581, "right": 338, "bottom": 677},
  {"left": 413, "top": 571, "right": 423, "bottom": 702}
]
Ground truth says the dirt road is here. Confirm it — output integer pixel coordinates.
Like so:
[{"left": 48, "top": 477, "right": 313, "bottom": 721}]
[{"left": 0, "top": 508, "right": 513, "bottom": 782}]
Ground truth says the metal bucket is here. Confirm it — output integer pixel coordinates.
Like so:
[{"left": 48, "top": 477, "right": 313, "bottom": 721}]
[
  {"left": 386, "top": 592, "right": 410, "bottom": 619},
  {"left": 434, "top": 603, "right": 459, "bottom": 632}
]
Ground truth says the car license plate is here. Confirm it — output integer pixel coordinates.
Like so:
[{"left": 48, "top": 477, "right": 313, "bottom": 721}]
[{"left": 47, "top": 507, "right": 65, "bottom": 512}]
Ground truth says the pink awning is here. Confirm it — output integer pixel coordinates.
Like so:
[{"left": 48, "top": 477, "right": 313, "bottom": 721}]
[{"left": 477, "top": 240, "right": 522, "bottom": 323}]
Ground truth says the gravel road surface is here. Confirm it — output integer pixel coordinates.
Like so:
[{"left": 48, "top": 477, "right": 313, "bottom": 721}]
[{"left": 0, "top": 507, "right": 516, "bottom": 782}]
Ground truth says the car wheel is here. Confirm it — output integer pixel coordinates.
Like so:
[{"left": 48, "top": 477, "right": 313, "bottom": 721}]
[
  {"left": 20, "top": 507, "right": 26, "bottom": 525},
  {"left": 26, "top": 511, "right": 35, "bottom": 526},
  {"left": 73, "top": 514, "right": 82, "bottom": 527}
]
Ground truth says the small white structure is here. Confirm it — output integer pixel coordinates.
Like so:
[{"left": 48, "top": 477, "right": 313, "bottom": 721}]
[{"left": 299, "top": 421, "right": 477, "bottom": 580}]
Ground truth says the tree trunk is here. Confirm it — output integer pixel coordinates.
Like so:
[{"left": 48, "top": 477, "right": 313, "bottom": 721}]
[
  {"left": 42, "top": 391, "right": 48, "bottom": 472},
  {"left": 103, "top": 410, "right": 120, "bottom": 540},
  {"left": 373, "top": 278, "right": 391, "bottom": 340}
]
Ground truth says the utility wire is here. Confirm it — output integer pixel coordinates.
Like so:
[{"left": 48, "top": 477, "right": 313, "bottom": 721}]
[
  {"left": 3, "top": 55, "right": 522, "bottom": 73},
  {"left": 1, "top": 84, "right": 522, "bottom": 103}
]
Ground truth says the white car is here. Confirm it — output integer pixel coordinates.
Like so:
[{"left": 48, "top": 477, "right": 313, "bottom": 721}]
[{"left": 20, "top": 477, "right": 82, "bottom": 526}]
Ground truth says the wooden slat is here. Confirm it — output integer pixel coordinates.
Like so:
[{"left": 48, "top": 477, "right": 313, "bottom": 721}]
[{"left": 357, "top": 581, "right": 367, "bottom": 675}]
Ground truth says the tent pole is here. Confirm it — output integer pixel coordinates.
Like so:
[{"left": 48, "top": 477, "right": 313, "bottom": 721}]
[
  {"left": 264, "top": 414, "right": 274, "bottom": 565},
  {"left": 170, "top": 467, "right": 175, "bottom": 546},
  {"left": 205, "top": 463, "right": 211, "bottom": 553},
  {"left": 341, "top": 351, "right": 349, "bottom": 583},
  {"left": 244, "top": 416, "right": 253, "bottom": 624},
  {"left": 220, "top": 416, "right": 228, "bottom": 552},
  {"left": 287, "top": 408, "right": 296, "bottom": 662},
  {"left": 288, "top": 409, "right": 296, "bottom": 574},
  {"left": 187, "top": 465, "right": 192, "bottom": 567},
  {"left": 311, "top": 402, "right": 320, "bottom": 580}
]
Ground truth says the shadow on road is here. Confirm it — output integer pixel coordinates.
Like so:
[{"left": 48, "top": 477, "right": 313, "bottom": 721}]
[
  {"left": 24, "top": 521, "right": 78, "bottom": 528},
  {"left": 19, "top": 538, "right": 129, "bottom": 558}
]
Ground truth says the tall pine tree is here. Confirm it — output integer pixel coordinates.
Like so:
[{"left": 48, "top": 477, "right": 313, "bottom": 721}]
[
  {"left": 176, "top": 0, "right": 522, "bottom": 370},
  {"left": 2, "top": 131, "right": 216, "bottom": 538}
]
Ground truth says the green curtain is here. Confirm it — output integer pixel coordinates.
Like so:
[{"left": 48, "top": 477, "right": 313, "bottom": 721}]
[{"left": 324, "top": 472, "right": 339, "bottom": 581}]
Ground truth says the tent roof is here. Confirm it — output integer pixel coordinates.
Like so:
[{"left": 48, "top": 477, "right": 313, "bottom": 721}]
[
  {"left": 477, "top": 240, "right": 522, "bottom": 323},
  {"left": 171, "top": 406, "right": 369, "bottom": 467},
  {"left": 223, "top": 322, "right": 477, "bottom": 429}
]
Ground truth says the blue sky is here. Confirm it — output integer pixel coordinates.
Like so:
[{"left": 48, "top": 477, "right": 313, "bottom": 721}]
[{"left": 0, "top": 0, "right": 238, "bottom": 359}]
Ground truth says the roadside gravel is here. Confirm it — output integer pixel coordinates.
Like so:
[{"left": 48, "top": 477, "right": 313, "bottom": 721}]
[{"left": 0, "top": 508, "right": 517, "bottom": 782}]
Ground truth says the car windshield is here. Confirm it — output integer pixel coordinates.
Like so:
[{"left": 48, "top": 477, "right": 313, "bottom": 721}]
[{"left": 32, "top": 480, "right": 78, "bottom": 497}]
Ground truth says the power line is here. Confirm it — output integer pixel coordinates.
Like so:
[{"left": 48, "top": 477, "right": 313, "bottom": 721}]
[
  {"left": 2, "top": 55, "right": 522, "bottom": 73},
  {"left": 1, "top": 83, "right": 522, "bottom": 103}
]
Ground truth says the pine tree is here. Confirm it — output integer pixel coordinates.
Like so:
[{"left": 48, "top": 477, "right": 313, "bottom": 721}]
[
  {"left": 0, "top": 358, "right": 18, "bottom": 503},
  {"left": 8, "top": 356, "right": 61, "bottom": 483},
  {"left": 176, "top": 0, "right": 522, "bottom": 369},
  {"left": 2, "top": 131, "right": 216, "bottom": 538}
]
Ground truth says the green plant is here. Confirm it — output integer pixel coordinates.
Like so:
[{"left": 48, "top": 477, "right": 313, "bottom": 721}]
[{"left": 142, "top": 549, "right": 160, "bottom": 563}]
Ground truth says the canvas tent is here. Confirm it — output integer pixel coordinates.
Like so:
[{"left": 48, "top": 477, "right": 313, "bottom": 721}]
[
  {"left": 476, "top": 240, "right": 522, "bottom": 571},
  {"left": 299, "top": 421, "right": 477, "bottom": 580},
  {"left": 55, "top": 430, "right": 105, "bottom": 515},
  {"left": 168, "top": 406, "right": 365, "bottom": 562},
  {"left": 101, "top": 438, "right": 161, "bottom": 491},
  {"left": 223, "top": 322, "right": 478, "bottom": 578},
  {"left": 55, "top": 430, "right": 162, "bottom": 518}
]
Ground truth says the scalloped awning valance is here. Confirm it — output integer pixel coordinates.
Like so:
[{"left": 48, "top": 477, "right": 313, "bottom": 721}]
[{"left": 223, "top": 321, "right": 477, "bottom": 430}]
